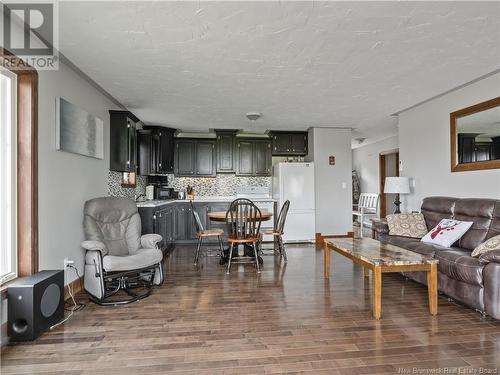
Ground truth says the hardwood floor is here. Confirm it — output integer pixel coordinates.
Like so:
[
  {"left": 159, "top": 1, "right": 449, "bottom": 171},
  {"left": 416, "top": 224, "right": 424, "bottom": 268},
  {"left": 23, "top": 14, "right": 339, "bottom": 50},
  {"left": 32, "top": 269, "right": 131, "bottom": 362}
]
[{"left": 2, "top": 244, "right": 499, "bottom": 374}]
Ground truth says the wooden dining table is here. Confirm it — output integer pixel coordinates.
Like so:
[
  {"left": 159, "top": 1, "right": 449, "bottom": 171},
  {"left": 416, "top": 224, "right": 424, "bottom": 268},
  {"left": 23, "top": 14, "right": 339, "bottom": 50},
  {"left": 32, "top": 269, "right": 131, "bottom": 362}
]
[
  {"left": 207, "top": 211, "right": 273, "bottom": 264},
  {"left": 207, "top": 211, "right": 273, "bottom": 222}
]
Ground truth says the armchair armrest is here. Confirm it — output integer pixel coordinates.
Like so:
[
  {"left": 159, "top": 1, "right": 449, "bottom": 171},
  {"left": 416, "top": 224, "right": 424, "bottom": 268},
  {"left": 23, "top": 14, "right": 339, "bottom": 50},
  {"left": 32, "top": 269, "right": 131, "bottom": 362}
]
[
  {"left": 371, "top": 219, "right": 389, "bottom": 235},
  {"left": 81, "top": 240, "right": 108, "bottom": 255},
  {"left": 479, "top": 250, "right": 500, "bottom": 265},
  {"left": 141, "top": 233, "right": 163, "bottom": 249}
]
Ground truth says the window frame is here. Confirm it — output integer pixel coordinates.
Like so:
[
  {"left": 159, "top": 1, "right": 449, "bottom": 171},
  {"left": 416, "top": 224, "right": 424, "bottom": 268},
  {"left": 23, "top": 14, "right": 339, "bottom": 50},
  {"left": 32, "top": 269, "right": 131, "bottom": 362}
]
[
  {"left": 0, "top": 68, "right": 18, "bottom": 285},
  {"left": 0, "top": 48, "right": 39, "bottom": 291}
]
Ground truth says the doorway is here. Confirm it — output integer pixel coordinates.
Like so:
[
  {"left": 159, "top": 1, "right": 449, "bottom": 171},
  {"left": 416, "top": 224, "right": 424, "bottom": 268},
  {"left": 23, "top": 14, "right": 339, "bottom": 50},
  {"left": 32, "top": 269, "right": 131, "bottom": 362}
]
[{"left": 379, "top": 149, "right": 399, "bottom": 218}]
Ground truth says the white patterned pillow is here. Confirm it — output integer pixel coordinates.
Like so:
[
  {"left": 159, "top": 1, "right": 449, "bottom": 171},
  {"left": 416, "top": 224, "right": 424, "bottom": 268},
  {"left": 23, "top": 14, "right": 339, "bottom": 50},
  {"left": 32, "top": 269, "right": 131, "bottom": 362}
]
[
  {"left": 471, "top": 235, "right": 500, "bottom": 257},
  {"left": 421, "top": 219, "right": 473, "bottom": 247},
  {"left": 386, "top": 213, "right": 428, "bottom": 238}
]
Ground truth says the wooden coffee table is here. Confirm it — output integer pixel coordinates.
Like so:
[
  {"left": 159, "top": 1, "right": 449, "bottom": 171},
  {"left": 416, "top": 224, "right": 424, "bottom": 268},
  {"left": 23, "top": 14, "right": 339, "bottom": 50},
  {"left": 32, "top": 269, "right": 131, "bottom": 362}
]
[{"left": 323, "top": 237, "right": 438, "bottom": 320}]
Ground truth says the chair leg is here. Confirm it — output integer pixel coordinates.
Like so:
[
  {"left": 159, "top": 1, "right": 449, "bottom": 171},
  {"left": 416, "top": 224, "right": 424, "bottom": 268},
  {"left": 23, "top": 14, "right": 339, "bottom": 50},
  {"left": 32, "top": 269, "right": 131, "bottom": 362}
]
[
  {"left": 194, "top": 237, "right": 202, "bottom": 265},
  {"left": 253, "top": 242, "right": 261, "bottom": 273},
  {"left": 359, "top": 212, "right": 364, "bottom": 238},
  {"left": 278, "top": 235, "right": 287, "bottom": 263},
  {"left": 226, "top": 242, "right": 234, "bottom": 274},
  {"left": 217, "top": 235, "right": 224, "bottom": 257}
]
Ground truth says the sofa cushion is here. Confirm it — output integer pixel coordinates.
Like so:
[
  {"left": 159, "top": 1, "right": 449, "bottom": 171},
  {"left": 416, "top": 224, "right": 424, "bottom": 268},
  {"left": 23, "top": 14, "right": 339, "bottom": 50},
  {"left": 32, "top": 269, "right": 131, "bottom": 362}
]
[
  {"left": 453, "top": 198, "right": 496, "bottom": 250},
  {"left": 421, "top": 197, "right": 457, "bottom": 230},
  {"left": 486, "top": 201, "right": 500, "bottom": 240},
  {"left": 387, "top": 213, "right": 427, "bottom": 238},
  {"left": 102, "top": 248, "right": 163, "bottom": 272},
  {"left": 412, "top": 242, "right": 460, "bottom": 257},
  {"left": 472, "top": 234, "right": 500, "bottom": 257},
  {"left": 421, "top": 219, "right": 473, "bottom": 247},
  {"left": 384, "top": 235, "right": 422, "bottom": 251},
  {"left": 435, "top": 249, "right": 484, "bottom": 286}
]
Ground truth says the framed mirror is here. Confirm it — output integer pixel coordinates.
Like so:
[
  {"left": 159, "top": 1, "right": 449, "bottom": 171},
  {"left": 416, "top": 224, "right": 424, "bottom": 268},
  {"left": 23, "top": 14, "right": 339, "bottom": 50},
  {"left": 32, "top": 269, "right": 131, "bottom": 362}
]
[{"left": 451, "top": 97, "right": 500, "bottom": 172}]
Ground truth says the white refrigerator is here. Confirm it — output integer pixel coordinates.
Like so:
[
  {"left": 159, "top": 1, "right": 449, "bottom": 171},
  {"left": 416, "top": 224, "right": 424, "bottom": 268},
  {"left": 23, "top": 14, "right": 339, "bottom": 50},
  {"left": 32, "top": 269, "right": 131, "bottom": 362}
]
[{"left": 272, "top": 162, "right": 315, "bottom": 243}]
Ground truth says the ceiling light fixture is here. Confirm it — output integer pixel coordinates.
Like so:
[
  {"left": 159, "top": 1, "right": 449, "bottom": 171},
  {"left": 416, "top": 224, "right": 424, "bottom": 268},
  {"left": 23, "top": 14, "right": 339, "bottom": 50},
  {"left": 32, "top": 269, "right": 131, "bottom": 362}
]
[
  {"left": 355, "top": 137, "right": 366, "bottom": 144},
  {"left": 245, "top": 112, "right": 262, "bottom": 121}
]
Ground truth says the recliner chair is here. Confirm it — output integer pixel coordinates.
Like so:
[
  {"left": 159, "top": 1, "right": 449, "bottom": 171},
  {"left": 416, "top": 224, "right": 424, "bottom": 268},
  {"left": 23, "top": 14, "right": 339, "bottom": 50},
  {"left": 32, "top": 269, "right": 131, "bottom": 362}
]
[{"left": 81, "top": 197, "right": 164, "bottom": 305}]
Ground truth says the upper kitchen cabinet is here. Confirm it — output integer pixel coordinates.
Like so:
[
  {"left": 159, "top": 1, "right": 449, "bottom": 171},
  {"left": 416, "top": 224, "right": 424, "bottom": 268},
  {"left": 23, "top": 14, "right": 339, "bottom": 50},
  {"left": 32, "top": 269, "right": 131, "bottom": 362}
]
[
  {"left": 215, "top": 130, "right": 237, "bottom": 173},
  {"left": 109, "top": 110, "right": 139, "bottom": 172},
  {"left": 174, "top": 139, "right": 216, "bottom": 177},
  {"left": 236, "top": 138, "right": 272, "bottom": 176},
  {"left": 137, "top": 126, "right": 175, "bottom": 175},
  {"left": 270, "top": 131, "right": 308, "bottom": 156}
]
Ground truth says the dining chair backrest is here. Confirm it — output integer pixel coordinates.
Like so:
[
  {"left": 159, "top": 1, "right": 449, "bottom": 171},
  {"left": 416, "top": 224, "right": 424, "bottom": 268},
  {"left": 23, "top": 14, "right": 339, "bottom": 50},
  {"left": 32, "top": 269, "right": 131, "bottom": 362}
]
[
  {"left": 190, "top": 201, "right": 204, "bottom": 232},
  {"left": 276, "top": 200, "right": 290, "bottom": 233},
  {"left": 225, "top": 198, "right": 262, "bottom": 239}
]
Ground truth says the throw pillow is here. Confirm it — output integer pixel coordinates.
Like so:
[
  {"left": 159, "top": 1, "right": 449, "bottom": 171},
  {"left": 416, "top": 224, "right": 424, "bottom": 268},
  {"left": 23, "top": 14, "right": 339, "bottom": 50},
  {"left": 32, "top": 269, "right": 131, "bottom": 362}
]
[
  {"left": 471, "top": 234, "right": 500, "bottom": 257},
  {"left": 421, "top": 219, "right": 473, "bottom": 247},
  {"left": 386, "top": 213, "right": 428, "bottom": 238}
]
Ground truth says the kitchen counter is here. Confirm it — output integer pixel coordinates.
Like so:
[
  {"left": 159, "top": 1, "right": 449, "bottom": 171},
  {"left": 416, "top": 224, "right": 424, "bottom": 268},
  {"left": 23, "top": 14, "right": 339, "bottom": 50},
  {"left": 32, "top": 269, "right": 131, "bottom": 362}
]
[{"left": 135, "top": 196, "right": 276, "bottom": 208}]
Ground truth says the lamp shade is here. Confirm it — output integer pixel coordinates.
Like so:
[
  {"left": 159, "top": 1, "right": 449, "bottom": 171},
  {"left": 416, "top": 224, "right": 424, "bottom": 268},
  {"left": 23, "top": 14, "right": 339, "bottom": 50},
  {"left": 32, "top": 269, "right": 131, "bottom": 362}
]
[{"left": 384, "top": 177, "right": 410, "bottom": 194}]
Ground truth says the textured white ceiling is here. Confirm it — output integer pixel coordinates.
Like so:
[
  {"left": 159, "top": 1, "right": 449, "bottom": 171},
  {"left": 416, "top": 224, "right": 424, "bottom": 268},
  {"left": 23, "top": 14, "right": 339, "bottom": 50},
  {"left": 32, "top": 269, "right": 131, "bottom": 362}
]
[{"left": 59, "top": 1, "right": 500, "bottom": 138}]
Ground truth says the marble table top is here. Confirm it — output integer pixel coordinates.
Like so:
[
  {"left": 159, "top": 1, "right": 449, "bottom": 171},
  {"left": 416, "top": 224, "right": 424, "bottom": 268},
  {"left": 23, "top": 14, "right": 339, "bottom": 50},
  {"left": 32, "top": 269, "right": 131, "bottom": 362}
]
[{"left": 325, "top": 237, "right": 438, "bottom": 266}]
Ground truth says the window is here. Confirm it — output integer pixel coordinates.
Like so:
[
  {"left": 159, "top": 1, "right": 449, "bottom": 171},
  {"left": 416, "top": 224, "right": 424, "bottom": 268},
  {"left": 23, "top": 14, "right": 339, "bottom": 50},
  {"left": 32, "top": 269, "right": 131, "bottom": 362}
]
[{"left": 0, "top": 68, "right": 17, "bottom": 285}]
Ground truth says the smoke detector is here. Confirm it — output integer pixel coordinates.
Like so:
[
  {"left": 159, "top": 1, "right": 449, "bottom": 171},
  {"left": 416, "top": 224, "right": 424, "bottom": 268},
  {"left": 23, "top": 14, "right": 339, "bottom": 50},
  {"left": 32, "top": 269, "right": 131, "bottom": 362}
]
[{"left": 245, "top": 112, "right": 262, "bottom": 121}]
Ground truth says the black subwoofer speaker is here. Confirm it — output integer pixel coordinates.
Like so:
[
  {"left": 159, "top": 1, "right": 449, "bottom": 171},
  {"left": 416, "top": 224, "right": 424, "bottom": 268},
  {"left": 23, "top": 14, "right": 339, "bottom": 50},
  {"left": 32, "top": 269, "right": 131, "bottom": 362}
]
[{"left": 8, "top": 270, "right": 64, "bottom": 341}]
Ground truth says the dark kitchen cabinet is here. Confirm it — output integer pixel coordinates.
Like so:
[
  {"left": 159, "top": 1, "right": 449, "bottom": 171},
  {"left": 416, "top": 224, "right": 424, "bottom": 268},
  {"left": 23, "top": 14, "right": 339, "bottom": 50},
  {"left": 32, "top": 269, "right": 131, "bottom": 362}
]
[
  {"left": 174, "top": 140, "right": 196, "bottom": 176},
  {"left": 270, "top": 131, "right": 308, "bottom": 156},
  {"left": 174, "top": 139, "right": 216, "bottom": 177},
  {"left": 156, "top": 128, "right": 175, "bottom": 173},
  {"left": 236, "top": 139, "right": 272, "bottom": 176},
  {"left": 253, "top": 140, "right": 272, "bottom": 176},
  {"left": 196, "top": 141, "right": 216, "bottom": 176},
  {"left": 216, "top": 130, "right": 237, "bottom": 173},
  {"left": 153, "top": 208, "right": 170, "bottom": 248},
  {"left": 236, "top": 140, "right": 254, "bottom": 176},
  {"left": 174, "top": 204, "right": 192, "bottom": 241},
  {"left": 109, "top": 110, "right": 139, "bottom": 172},
  {"left": 138, "top": 126, "right": 175, "bottom": 175},
  {"left": 138, "top": 204, "right": 174, "bottom": 252},
  {"left": 137, "top": 130, "right": 154, "bottom": 175}
]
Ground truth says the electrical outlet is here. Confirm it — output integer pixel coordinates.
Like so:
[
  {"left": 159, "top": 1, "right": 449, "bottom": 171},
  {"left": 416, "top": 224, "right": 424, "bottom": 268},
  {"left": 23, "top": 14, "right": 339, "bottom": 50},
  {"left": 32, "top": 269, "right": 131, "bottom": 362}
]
[
  {"left": 64, "top": 258, "right": 74, "bottom": 269},
  {"left": 63, "top": 258, "right": 74, "bottom": 285}
]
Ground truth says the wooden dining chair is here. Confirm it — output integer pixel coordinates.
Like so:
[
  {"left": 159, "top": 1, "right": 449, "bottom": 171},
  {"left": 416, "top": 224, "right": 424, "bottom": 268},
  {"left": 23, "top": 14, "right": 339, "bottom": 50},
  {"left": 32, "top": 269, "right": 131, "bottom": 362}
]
[
  {"left": 225, "top": 198, "right": 262, "bottom": 274},
  {"left": 259, "top": 200, "right": 290, "bottom": 262},
  {"left": 191, "top": 201, "right": 225, "bottom": 265}
]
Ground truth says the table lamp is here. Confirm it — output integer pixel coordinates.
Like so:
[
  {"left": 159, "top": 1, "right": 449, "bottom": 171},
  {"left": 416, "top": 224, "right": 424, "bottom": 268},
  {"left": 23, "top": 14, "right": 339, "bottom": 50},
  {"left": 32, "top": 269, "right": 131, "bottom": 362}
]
[{"left": 384, "top": 177, "right": 410, "bottom": 214}]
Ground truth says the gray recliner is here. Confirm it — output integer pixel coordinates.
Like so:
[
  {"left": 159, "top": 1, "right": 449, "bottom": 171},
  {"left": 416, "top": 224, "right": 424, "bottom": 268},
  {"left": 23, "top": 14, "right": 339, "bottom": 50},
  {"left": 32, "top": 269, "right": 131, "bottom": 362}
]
[{"left": 81, "top": 197, "right": 164, "bottom": 305}]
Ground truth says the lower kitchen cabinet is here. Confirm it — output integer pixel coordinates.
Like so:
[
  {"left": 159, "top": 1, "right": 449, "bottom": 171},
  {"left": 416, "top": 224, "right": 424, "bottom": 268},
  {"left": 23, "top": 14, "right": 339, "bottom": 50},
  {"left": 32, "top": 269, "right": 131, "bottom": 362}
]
[
  {"left": 138, "top": 205, "right": 174, "bottom": 252},
  {"left": 139, "top": 200, "right": 273, "bottom": 246}
]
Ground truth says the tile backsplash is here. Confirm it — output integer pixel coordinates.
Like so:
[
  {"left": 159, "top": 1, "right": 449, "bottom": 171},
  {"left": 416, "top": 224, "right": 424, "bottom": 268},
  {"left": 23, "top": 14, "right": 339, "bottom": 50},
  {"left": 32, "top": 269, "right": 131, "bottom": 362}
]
[
  {"left": 108, "top": 171, "right": 148, "bottom": 198},
  {"left": 168, "top": 174, "right": 271, "bottom": 196},
  {"left": 108, "top": 172, "right": 271, "bottom": 198}
]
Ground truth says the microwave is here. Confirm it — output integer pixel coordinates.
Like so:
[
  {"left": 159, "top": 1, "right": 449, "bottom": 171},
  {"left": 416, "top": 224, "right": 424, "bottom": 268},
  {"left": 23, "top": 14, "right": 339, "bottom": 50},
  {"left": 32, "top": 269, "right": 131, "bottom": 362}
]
[{"left": 154, "top": 186, "right": 176, "bottom": 200}]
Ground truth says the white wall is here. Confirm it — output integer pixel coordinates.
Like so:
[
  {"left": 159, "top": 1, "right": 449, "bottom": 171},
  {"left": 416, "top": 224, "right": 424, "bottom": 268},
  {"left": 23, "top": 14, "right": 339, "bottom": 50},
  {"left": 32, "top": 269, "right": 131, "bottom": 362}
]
[
  {"left": 308, "top": 128, "right": 353, "bottom": 235},
  {"left": 37, "top": 64, "right": 120, "bottom": 284},
  {"left": 399, "top": 72, "right": 500, "bottom": 212},
  {"left": 352, "top": 135, "right": 399, "bottom": 194}
]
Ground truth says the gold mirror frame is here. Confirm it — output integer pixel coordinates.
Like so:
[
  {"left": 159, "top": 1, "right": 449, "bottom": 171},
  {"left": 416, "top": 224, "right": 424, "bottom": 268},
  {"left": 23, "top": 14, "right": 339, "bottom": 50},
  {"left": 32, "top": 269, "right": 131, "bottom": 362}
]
[{"left": 450, "top": 96, "right": 500, "bottom": 172}]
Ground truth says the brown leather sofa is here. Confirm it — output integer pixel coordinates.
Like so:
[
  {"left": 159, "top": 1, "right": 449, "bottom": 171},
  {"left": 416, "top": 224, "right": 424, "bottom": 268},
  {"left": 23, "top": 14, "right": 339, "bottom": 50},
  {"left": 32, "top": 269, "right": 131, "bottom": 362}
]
[{"left": 373, "top": 197, "right": 500, "bottom": 319}]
